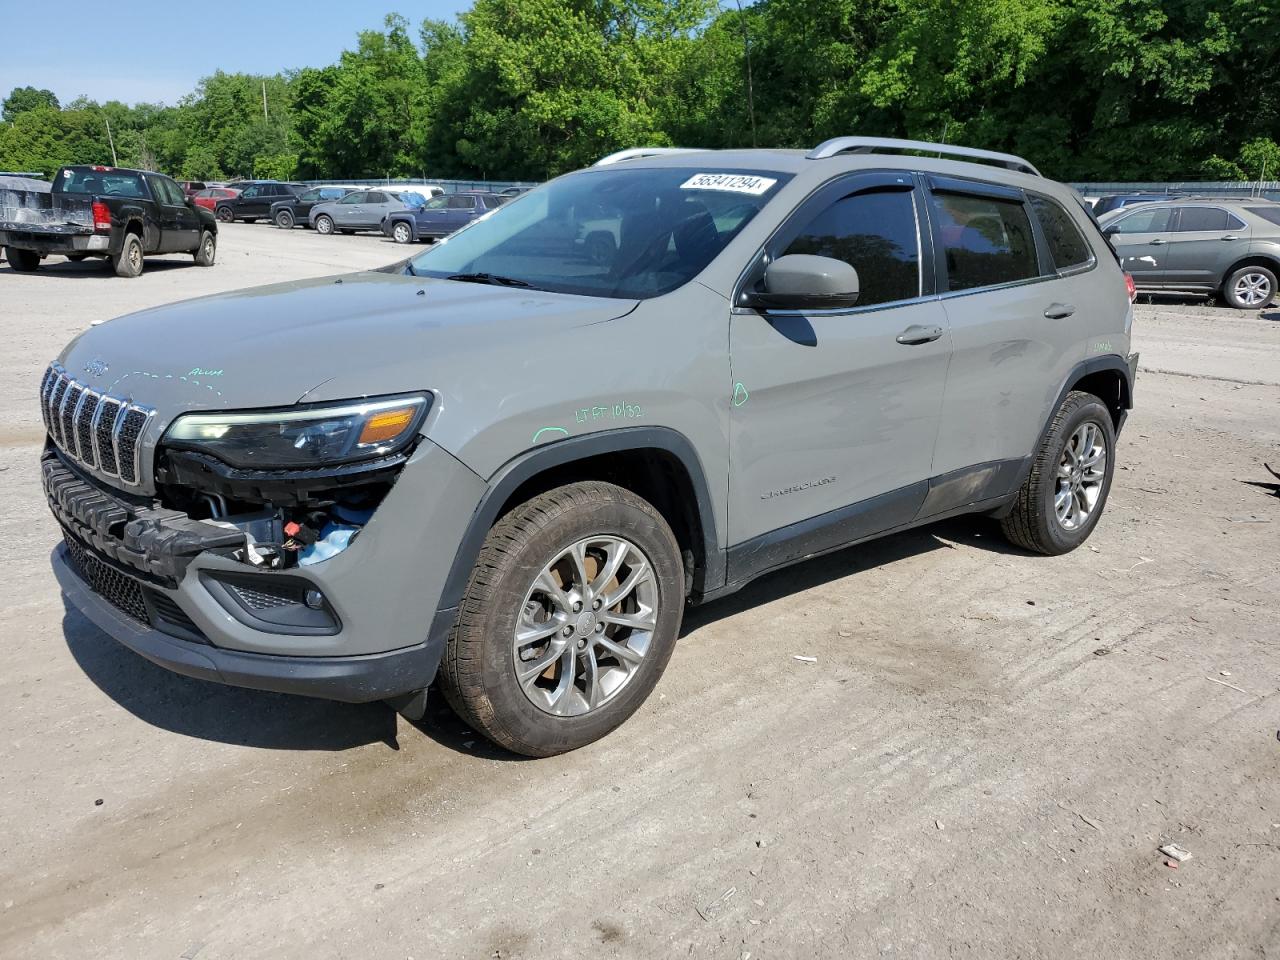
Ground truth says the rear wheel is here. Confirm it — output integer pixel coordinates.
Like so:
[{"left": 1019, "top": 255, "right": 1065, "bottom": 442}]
[
  {"left": 112, "top": 233, "right": 144, "bottom": 278},
  {"left": 194, "top": 230, "right": 216, "bottom": 266},
  {"left": 274, "top": 209, "right": 294, "bottom": 229},
  {"left": 215, "top": 206, "right": 233, "bottom": 222},
  {"left": 314, "top": 214, "right": 334, "bottom": 235},
  {"left": 1223, "top": 265, "right": 1276, "bottom": 309},
  {"left": 1001, "top": 391, "right": 1115, "bottom": 555},
  {"left": 440, "top": 481, "right": 684, "bottom": 757},
  {"left": 392, "top": 221, "right": 413, "bottom": 244},
  {"left": 5, "top": 246, "right": 40, "bottom": 272}
]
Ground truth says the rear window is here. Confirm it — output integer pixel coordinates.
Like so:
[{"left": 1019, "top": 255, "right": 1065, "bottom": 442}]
[
  {"left": 56, "top": 168, "right": 147, "bottom": 198},
  {"left": 1029, "top": 194, "right": 1093, "bottom": 271},
  {"left": 934, "top": 193, "right": 1038, "bottom": 291}
]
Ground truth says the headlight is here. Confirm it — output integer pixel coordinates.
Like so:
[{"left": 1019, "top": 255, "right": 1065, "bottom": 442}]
[{"left": 164, "top": 393, "right": 431, "bottom": 469}]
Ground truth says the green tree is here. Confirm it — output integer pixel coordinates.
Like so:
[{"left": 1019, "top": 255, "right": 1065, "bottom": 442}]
[{"left": 3, "top": 86, "right": 60, "bottom": 122}]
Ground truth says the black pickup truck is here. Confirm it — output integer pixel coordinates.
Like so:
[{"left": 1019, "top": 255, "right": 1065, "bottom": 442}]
[{"left": 0, "top": 165, "right": 217, "bottom": 277}]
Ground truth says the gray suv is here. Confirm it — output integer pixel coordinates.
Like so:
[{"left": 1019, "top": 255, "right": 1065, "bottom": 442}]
[
  {"left": 42, "top": 137, "right": 1137, "bottom": 756},
  {"left": 1098, "top": 198, "right": 1280, "bottom": 308}
]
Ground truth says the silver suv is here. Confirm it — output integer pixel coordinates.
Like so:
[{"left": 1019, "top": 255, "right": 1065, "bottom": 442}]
[
  {"left": 42, "top": 137, "right": 1137, "bottom": 756},
  {"left": 1099, "top": 197, "right": 1280, "bottom": 309}
]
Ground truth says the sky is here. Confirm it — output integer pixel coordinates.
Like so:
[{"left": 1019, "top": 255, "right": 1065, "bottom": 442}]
[{"left": 0, "top": 0, "right": 471, "bottom": 108}]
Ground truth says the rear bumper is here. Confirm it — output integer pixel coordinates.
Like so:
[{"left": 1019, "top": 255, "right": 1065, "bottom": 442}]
[
  {"left": 54, "top": 542, "right": 438, "bottom": 702},
  {"left": 0, "top": 227, "right": 108, "bottom": 254}
]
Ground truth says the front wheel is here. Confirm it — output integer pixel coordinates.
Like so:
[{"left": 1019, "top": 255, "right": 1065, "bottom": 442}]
[
  {"left": 440, "top": 481, "right": 685, "bottom": 757},
  {"left": 274, "top": 209, "right": 294, "bottom": 229},
  {"left": 314, "top": 215, "right": 334, "bottom": 235},
  {"left": 1001, "top": 390, "right": 1116, "bottom": 555},
  {"left": 6, "top": 246, "right": 41, "bottom": 271},
  {"left": 112, "top": 233, "right": 144, "bottom": 278},
  {"left": 1223, "top": 265, "right": 1276, "bottom": 309},
  {"left": 392, "top": 221, "right": 413, "bottom": 244},
  {"left": 194, "top": 230, "right": 216, "bottom": 266}
]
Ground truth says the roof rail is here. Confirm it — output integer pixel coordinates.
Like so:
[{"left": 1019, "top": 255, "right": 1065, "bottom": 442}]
[
  {"left": 594, "top": 147, "right": 703, "bottom": 166},
  {"left": 807, "top": 137, "right": 1042, "bottom": 177}
]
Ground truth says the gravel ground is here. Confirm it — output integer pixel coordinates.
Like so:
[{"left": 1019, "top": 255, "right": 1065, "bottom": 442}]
[{"left": 1, "top": 226, "right": 1278, "bottom": 959}]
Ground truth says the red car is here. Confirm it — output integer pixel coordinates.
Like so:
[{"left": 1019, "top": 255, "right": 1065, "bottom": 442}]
[{"left": 192, "top": 187, "right": 240, "bottom": 212}]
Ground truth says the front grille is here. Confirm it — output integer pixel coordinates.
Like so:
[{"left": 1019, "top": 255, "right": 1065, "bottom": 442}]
[
  {"left": 63, "top": 532, "right": 149, "bottom": 624},
  {"left": 41, "top": 362, "right": 152, "bottom": 486},
  {"left": 146, "top": 589, "right": 203, "bottom": 636}
]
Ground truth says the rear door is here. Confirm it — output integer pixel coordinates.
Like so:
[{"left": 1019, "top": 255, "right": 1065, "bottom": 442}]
[
  {"left": 1103, "top": 205, "right": 1174, "bottom": 284},
  {"left": 727, "top": 171, "right": 950, "bottom": 557},
  {"left": 363, "top": 191, "right": 390, "bottom": 228},
  {"left": 1163, "top": 205, "right": 1250, "bottom": 288}
]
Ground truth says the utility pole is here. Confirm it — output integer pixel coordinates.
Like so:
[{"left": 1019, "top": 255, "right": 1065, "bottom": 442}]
[
  {"left": 734, "top": 0, "right": 757, "bottom": 148},
  {"left": 262, "top": 80, "right": 269, "bottom": 122},
  {"left": 104, "top": 115, "right": 118, "bottom": 166}
]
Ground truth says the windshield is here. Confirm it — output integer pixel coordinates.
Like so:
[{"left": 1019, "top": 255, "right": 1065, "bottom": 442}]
[
  {"left": 56, "top": 168, "right": 147, "bottom": 198},
  {"left": 407, "top": 167, "right": 791, "bottom": 299}
]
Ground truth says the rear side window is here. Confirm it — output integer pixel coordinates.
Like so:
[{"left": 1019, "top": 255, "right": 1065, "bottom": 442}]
[
  {"left": 1029, "top": 195, "right": 1092, "bottom": 271},
  {"left": 1110, "top": 207, "right": 1171, "bottom": 234},
  {"left": 934, "top": 193, "right": 1037, "bottom": 291},
  {"left": 782, "top": 189, "right": 920, "bottom": 306},
  {"left": 1174, "top": 207, "right": 1242, "bottom": 232}
]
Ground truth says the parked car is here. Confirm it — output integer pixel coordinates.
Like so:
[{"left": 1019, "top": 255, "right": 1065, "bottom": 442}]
[
  {"left": 175, "top": 180, "right": 207, "bottom": 200},
  {"left": 40, "top": 137, "right": 1136, "bottom": 755},
  {"left": 499, "top": 186, "right": 531, "bottom": 197},
  {"left": 191, "top": 186, "right": 240, "bottom": 213},
  {"left": 215, "top": 181, "right": 306, "bottom": 223},
  {"left": 381, "top": 191, "right": 507, "bottom": 243},
  {"left": 1, "top": 164, "right": 217, "bottom": 277},
  {"left": 271, "top": 186, "right": 355, "bottom": 229},
  {"left": 1092, "top": 193, "right": 1180, "bottom": 216},
  {"left": 1099, "top": 198, "right": 1280, "bottom": 308},
  {"left": 309, "top": 189, "right": 419, "bottom": 235}
]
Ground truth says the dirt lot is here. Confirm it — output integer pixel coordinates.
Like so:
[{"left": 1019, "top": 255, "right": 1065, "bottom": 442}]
[{"left": 1, "top": 227, "right": 1278, "bottom": 960}]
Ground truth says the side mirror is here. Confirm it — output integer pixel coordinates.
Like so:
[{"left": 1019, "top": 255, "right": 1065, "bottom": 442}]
[
  {"left": 1103, "top": 225, "right": 1119, "bottom": 237},
  {"left": 743, "top": 254, "right": 860, "bottom": 311}
]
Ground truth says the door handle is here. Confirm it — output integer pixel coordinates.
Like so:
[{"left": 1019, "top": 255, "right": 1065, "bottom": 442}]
[
  {"left": 1221, "top": 235, "right": 1238, "bottom": 241},
  {"left": 1149, "top": 238, "right": 1166, "bottom": 245},
  {"left": 895, "top": 324, "right": 943, "bottom": 345},
  {"left": 1043, "top": 303, "right": 1076, "bottom": 320}
]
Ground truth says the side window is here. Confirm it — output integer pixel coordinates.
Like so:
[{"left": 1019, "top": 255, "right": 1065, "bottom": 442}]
[
  {"left": 1028, "top": 194, "right": 1092, "bottom": 271},
  {"left": 1110, "top": 207, "right": 1171, "bottom": 234},
  {"left": 155, "top": 177, "right": 185, "bottom": 205},
  {"left": 781, "top": 188, "right": 920, "bottom": 306},
  {"left": 340, "top": 192, "right": 366, "bottom": 204},
  {"left": 448, "top": 195, "right": 477, "bottom": 210},
  {"left": 240, "top": 185, "right": 260, "bottom": 199},
  {"left": 933, "top": 192, "right": 1038, "bottom": 292},
  {"left": 1174, "top": 207, "right": 1230, "bottom": 232},
  {"left": 367, "top": 191, "right": 388, "bottom": 204}
]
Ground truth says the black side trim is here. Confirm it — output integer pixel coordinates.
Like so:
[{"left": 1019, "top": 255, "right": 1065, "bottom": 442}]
[
  {"left": 430, "top": 427, "right": 723, "bottom": 646},
  {"left": 916, "top": 458, "right": 1026, "bottom": 520},
  {"left": 927, "top": 174, "right": 1024, "bottom": 202},
  {"left": 726, "top": 480, "right": 928, "bottom": 588}
]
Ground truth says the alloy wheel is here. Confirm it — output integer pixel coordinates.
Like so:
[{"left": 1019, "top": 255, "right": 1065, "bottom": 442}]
[
  {"left": 1054, "top": 421, "right": 1107, "bottom": 531},
  {"left": 513, "top": 536, "right": 658, "bottom": 717},
  {"left": 1234, "top": 272, "right": 1272, "bottom": 307}
]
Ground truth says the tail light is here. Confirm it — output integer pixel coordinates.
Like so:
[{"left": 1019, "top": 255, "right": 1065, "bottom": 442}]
[
  {"left": 92, "top": 201, "right": 111, "bottom": 233},
  {"left": 1124, "top": 272, "right": 1136, "bottom": 302}
]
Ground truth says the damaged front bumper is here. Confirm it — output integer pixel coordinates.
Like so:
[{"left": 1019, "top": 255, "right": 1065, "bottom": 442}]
[{"left": 46, "top": 439, "right": 486, "bottom": 702}]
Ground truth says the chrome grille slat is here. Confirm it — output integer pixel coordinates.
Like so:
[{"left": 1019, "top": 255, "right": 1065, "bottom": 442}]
[{"left": 40, "top": 362, "right": 151, "bottom": 486}]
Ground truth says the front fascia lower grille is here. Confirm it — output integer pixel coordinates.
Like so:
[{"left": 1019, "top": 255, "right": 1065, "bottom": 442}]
[{"left": 42, "top": 362, "right": 153, "bottom": 487}]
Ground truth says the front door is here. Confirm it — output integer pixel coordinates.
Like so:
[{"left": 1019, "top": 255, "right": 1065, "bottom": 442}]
[
  {"left": 1163, "top": 205, "right": 1250, "bottom": 288},
  {"left": 1104, "top": 205, "right": 1174, "bottom": 285},
  {"left": 149, "top": 175, "right": 198, "bottom": 252},
  {"left": 728, "top": 173, "right": 949, "bottom": 574},
  {"left": 333, "top": 191, "right": 366, "bottom": 227}
]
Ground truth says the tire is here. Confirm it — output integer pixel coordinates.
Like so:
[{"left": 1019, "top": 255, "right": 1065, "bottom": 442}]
[
  {"left": 215, "top": 206, "right": 233, "bottom": 222},
  {"left": 274, "top": 209, "right": 294, "bottom": 229},
  {"left": 1222, "top": 264, "right": 1276, "bottom": 310},
  {"left": 66, "top": 253, "right": 88, "bottom": 262},
  {"left": 194, "top": 230, "right": 216, "bottom": 266},
  {"left": 392, "top": 221, "right": 413, "bottom": 244},
  {"left": 314, "top": 214, "right": 334, "bottom": 235},
  {"left": 5, "top": 246, "right": 40, "bottom": 272},
  {"left": 112, "top": 233, "right": 144, "bottom": 278},
  {"left": 1000, "top": 390, "right": 1116, "bottom": 555},
  {"left": 440, "top": 481, "right": 685, "bottom": 757}
]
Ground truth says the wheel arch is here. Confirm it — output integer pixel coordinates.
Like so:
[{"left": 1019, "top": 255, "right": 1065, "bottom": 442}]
[
  {"left": 1221, "top": 253, "right": 1280, "bottom": 289},
  {"left": 433, "top": 428, "right": 724, "bottom": 629},
  {"left": 388, "top": 215, "right": 416, "bottom": 240}
]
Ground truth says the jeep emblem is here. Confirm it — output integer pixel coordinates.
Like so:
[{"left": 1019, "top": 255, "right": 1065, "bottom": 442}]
[{"left": 84, "top": 358, "right": 109, "bottom": 378}]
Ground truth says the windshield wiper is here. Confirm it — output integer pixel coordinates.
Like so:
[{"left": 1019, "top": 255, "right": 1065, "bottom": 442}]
[
  {"left": 404, "top": 259, "right": 417, "bottom": 277},
  {"left": 445, "top": 272, "right": 530, "bottom": 288}
]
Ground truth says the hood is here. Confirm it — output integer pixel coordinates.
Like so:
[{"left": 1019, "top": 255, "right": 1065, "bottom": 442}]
[{"left": 59, "top": 271, "right": 637, "bottom": 420}]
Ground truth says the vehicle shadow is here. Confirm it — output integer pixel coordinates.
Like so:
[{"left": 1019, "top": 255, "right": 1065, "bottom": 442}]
[
  {"left": 682, "top": 515, "right": 1017, "bottom": 635},
  {"left": 1, "top": 257, "right": 197, "bottom": 278},
  {"left": 61, "top": 599, "right": 398, "bottom": 752}
]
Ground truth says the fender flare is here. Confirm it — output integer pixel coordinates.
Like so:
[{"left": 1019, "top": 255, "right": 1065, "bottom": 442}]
[
  {"left": 426, "top": 426, "right": 725, "bottom": 654},
  {"left": 388, "top": 215, "right": 417, "bottom": 241}
]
